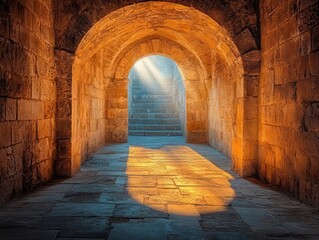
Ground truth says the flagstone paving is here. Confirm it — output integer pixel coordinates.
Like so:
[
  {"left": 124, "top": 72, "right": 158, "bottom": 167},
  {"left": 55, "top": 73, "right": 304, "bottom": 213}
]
[{"left": 0, "top": 136, "right": 319, "bottom": 239}]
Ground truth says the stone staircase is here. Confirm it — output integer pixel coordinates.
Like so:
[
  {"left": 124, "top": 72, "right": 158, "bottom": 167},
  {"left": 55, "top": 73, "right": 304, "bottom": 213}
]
[{"left": 128, "top": 79, "right": 183, "bottom": 136}]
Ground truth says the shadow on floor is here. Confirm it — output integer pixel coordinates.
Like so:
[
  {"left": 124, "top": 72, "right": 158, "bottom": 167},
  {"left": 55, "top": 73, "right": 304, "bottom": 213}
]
[{"left": 0, "top": 137, "right": 318, "bottom": 240}]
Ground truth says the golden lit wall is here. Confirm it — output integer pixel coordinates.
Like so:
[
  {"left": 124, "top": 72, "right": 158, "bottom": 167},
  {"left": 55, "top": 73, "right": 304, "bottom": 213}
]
[
  {"left": 259, "top": 0, "right": 319, "bottom": 208},
  {"left": 0, "top": 0, "right": 56, "bottom": 206},
  {"left": 56, "top": 1, "right": 260, "bottom": 179}
]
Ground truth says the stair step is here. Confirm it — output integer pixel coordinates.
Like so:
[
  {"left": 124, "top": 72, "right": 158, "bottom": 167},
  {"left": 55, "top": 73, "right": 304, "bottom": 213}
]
[
  {"left": 129, "top": 130, "right": 183, "bottom": 136},
  {"left": 130, "top": 103, "right": 178, "bottom": 108},
  {"left": 129, "top": 124, "right": 182, "bottom": 131},
  {"left": 129, "top": 113, "right": 180, "bottom": 119},
  {"left": 131, "top": 98, "right": 174, "bottom": 103},
  {"left": 129, "top": 118, "right": 181, "bottom": 124},
  {"left": 132, "top": 95, "right": 175, "bottom": 99},
  {"left": 129, "top": 108, "right": 178, "bottom": 114}
]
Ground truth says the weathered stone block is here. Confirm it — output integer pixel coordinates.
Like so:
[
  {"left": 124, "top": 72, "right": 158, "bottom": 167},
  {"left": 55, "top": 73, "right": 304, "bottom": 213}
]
[
  {"left": 297, "top": 76, "right": 319, "bottom": 102},
  {"left": 31, "top": 100, "right": 44, "bottom": 120},
  {"left": 0, "top": 122, "right": 11, "bottom": 147},
  {"left": 0, "top": 38, "right": 11, "bottom": 73},
  {"left": 36, "top": 137, "right": 51, "bottom": 161},
  {"left": 31, "top": 77, "right": 41, "bottom": 100},
  {"left": 41, "top": 78, "right": 55, "bottom": 101},
  {"left": 44, "top": 100, "right": 55, "bottom": 118},
  {"left": 11, "top": 121, "right": 23, "bottom": 144},
  {"left": 5, "top": 98, "right": 16, "bottom": 120},
  {"left": 38, "top": 158, "right": 53, "bottom": 182},
  {"left": 234, "top": 28, "right": 258, "bottom": 54},
  {"left": 4, "top": 74, "right": 31, "bottom": 99},
  {"left": 37, "top": 119, "right": 51, "bottom": 139},
  {"left": 280, "top": 38, "right": 300, "bottom": 61},
  {"left": 282, "top": 104, "right": 303, "bottom": 128}
]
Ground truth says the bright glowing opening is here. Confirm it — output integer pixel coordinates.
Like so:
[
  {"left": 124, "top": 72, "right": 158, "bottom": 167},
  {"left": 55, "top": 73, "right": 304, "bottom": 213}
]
[{"left": 128, "top": 55, "right": 186, "bottom": 137}]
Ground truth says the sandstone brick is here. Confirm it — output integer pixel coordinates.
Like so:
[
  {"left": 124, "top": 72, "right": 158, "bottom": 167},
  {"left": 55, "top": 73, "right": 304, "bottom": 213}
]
[
  {"left": 0, "top": 38, "right": 12, "bottom": 73},
  {"left": 11, "top": 121, "right": 23, "bottom": 144},
  {"left": 243, "top": 140, "right": 258, "bottom": 161},
  {"left": 282, "top": 104, "right": 303, "bottom": 128},
  {"left": 234, "top": 28, "right": 258, "bottom": 54},
  {"left": 31, "top": 100, "right": 44, "bottom": 120},
  {"left": 31, "top": 77, "right": 41, "bottom": 100},
  {"left": 279, "top": 18, "right": 298, "bottom": 44},
  {"left": 37, "top": 119, "right": 51, "bottom": 139},
  {"left": 18, "top": 99, "right": 31, "bottom": 120},
  {"left": 44, "top": 100, "right": 55, "bottom": 118},
  {"left": 36, "top": 137, "right": 51, "bottom": 161},
  {"left": 280, "top": 38, "right": 300, "bottom": 61},
  {"left": 297, "top": 76, "right": 319, "bottom": 102},
  {"left": 0, "top": 122, "right": 11, "bottom": 147},
  {"left": 38, "top": 159, "right": 53, "bottom": 182},
  {"left": 5, "top": 98, "right": 16, "bottom": 121}
]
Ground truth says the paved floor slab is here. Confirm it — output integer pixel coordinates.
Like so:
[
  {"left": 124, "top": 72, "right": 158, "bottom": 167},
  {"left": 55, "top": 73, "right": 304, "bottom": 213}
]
[{"left": 0, "top": 136, "right": 318, "bottom": 239}]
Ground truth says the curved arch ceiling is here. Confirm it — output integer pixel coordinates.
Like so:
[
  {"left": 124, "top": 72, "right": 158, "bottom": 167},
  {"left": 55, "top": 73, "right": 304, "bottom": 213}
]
[{"left": 74, "top": 2, "right": 243, "bottom": 76}]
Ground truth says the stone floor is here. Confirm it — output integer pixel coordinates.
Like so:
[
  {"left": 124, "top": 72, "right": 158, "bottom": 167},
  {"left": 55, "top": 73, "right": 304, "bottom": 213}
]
[{"left": 0, "top": 136, "right": 319, "bottom": 240}]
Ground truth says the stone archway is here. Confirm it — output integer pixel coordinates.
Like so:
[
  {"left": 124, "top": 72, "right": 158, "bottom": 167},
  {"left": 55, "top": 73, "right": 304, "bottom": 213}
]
[
  {"left": 107, "top": 36, "right": 207, "bottom": 144},
  {"left": 55, "top": 1, "right": 260, "bottom": 179}
]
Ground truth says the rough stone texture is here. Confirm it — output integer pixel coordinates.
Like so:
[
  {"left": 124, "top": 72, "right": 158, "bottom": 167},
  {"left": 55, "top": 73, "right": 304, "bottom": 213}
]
[
  {"left": 59, "top": 1, "right": 260, "bottom": 180},
  {"left": 3, "top": 0, "right": 317, "bottom": 212},
  {"left": 260, "top": 0, "right": 319, "bottom": 208},
  {"left": 0, "top": 0, "right": 56, "bottom": 206},
  {"left": 72, "top": 50, "right": 107, "bottom": 175}
]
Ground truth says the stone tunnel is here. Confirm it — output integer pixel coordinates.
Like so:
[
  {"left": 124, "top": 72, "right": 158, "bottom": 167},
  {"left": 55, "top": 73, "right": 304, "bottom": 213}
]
[{"left": 0, "top": 0, "right": 319, "bottom": 239}]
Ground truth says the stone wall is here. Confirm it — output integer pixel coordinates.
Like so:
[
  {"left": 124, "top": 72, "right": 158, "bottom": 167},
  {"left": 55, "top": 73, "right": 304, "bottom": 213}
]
[
  {"left": 72, "top": 52, "right": 107, "bottom": 171},
  {"left": 172, "top": 62, "right": 186, "bottom": 135},
  {"left": 260, "top": 0, "right": 319, "bottom": 208},
  {"left": 54, "top": 1, "right": 259, "bottom": 179},
  {"left": 208, "top": 55, "right": 235, "bottom": 159},
  {"left": 0, "top": 0, "right": 55, "bottom": 206}
]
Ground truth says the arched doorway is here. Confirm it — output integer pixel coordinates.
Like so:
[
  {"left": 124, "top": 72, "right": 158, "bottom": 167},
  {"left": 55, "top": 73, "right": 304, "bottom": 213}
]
[
  {"left": 128, "top": 55, "right": 186, "bottom": 137},
  {"left": 55, "top": 2, "right": 260, "bottom": 179}
]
